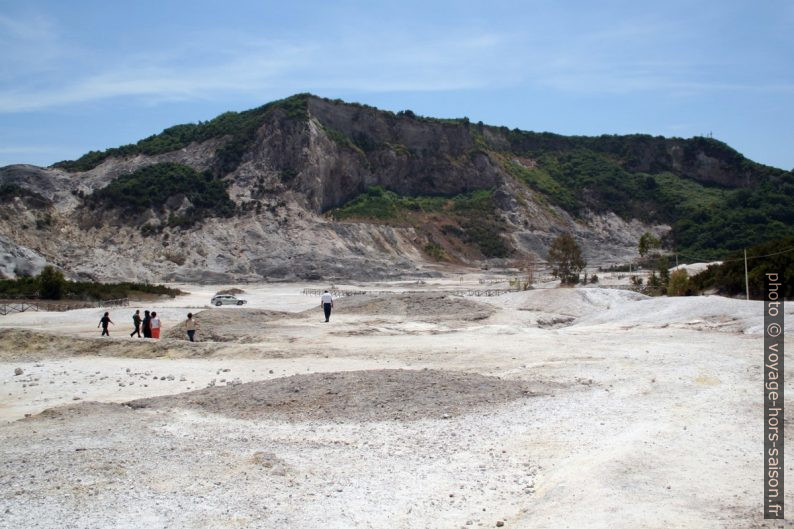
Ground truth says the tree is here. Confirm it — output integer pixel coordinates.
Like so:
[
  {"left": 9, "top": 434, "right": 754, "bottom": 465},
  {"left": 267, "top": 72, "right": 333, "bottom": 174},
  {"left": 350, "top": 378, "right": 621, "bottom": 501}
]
[
  {"left": 656, "top": 255, "right": 670, "bottom": 284},
  {"left": 38, "top": 265, "right": 66, "bottom": 300},
  {"left": 667, "top": 269, "right": 690, "bottom": 296},
  {"left": 638, "top": 231, "right": 661, "bottom": 257},
  {"left": 548, "top": 233, "right": 586, "bottom": 285}
]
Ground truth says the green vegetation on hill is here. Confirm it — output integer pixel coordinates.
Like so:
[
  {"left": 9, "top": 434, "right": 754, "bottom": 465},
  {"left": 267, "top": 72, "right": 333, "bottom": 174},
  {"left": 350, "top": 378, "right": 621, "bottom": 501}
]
[
  {"left": 48, "top": 93, "right": 793, "bottom": 260},
  {"left": 503, "top": 149, "right": 794, "bottom": 259},
  {"left": 0, "top": 266, "right": 185, "bottom": 301},
  {"left": 0, "top": 183, "right": 50, "bottom": 208},
  {"left": 688, "top": 236, "right": 794, "bottom": 299},
  {"left": 330, "top": 186, "right": 510, "bottom": 258},
  {"left": 312, "top": 96, "right": 790, "bottom": 259},
  {"left": 85, "top": 162, "right": 235, "bottom": 230},
  {"left": 331, "top": 186, "right": 448, "bottom": 220},
  {"left": 54, "top": 94, "right": 310, "bottom": 174},
  {"left": 672, "top": 172, "right": 794, "bottom": 259},
  {"left": 500, "top": 130, "right": 779, "bottom": 178}
]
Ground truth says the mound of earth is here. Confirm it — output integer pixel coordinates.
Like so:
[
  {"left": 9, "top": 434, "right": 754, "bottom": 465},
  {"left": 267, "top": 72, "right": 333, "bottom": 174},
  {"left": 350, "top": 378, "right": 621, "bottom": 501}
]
[
  {"left": 215, "top": 287, "right": 246, "bottom": 295},
  {"left": 571, "top": 294, "right": 792, "bottom": 334},
  {"left": 483, "top": 287, "right": 648, "bottom": 318},
  {"left": 319, "top": 292, "right": 496, "bottom": 321},
  {"left": 127, "top": 369, "right": 538, "bottom": 422},
  {"left": 0, "top": 328, "right": 219, "bottom": 361},
  {"left": 164, "top": 308, "right": 298, "bottom": 342}
]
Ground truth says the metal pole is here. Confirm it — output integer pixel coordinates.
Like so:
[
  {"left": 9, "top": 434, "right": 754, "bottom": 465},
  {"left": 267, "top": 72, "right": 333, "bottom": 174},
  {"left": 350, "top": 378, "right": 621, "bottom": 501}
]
[{"left": 744, "top": 249, "right": 750, "bottom": 301}]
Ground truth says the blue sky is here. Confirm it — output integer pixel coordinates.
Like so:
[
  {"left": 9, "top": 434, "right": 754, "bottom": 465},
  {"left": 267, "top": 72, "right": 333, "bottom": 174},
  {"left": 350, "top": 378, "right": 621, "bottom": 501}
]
[{"left": 1, "top": 0, "right": 792, "bottom": 169}]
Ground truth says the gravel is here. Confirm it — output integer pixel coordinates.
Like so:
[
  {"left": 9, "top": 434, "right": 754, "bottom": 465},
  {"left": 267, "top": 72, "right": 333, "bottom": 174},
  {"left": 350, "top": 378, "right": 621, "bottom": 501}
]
[{"left": 127, "top": 369, "right": 541, "bottom": 422}]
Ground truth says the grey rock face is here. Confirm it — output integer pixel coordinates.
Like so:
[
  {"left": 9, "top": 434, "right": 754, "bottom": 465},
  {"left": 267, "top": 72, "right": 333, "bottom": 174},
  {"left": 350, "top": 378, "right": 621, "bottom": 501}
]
[{"left": 0, "top": 96, "right": 689, "bottom": 282}]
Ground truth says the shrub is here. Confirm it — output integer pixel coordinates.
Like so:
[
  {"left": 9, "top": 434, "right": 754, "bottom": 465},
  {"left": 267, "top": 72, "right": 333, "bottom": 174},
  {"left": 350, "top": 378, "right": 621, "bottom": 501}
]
[
  {"left": 689, "top": 236, "right": 794, "bottom": 299},
  {"left": 37, "top": 266, "right": 66, "bottom": 300},
  {"left": 0, "top": 271, "right": 185, "bottom": 301},
  {"left": 0, "top": 184, "right": 50, "bottom": 208},
  {"left": 667, "top": 269, "right": 690, "bottom": 296},
  {"left": 330, "top": 187, "right": 511, "bottom": 258},
  {"left": 424, "top": 242, "right": 446, "bottom": 261},
  {"left": 87, "top": 163, "right": 235, "bottom": 229}
]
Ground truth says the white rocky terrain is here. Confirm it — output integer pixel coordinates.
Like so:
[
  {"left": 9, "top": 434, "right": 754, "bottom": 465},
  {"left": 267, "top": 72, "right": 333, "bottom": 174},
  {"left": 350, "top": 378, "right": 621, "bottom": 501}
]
[{"left": 0, "top": 277, "right": 791, "bottom": 529}]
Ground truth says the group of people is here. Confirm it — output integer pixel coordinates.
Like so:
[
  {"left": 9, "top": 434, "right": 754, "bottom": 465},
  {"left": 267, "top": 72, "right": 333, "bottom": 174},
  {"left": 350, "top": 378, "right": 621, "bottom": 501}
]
[
  {"left": 99, "top": 310, "right": 196, "bottom": 341},
  {"left": 129, "top": 309, "right": 162, "bottom": 339},
  {"left": 98, "top": 290, "right": 334, "bottom": 341}
]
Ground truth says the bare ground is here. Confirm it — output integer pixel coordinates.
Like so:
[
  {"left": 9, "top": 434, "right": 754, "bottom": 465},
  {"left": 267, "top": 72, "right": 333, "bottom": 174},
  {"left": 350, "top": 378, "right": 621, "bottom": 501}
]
[
  {"left": 0, "top": 285, "right": 792, "bottom": 529},
  {"left": 127, "top": 369, "right": 542, "bottom": 422}
]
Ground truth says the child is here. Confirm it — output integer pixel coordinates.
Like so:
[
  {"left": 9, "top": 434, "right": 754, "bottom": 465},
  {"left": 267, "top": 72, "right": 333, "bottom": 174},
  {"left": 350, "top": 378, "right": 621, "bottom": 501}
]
[{"left": 98, "top": 312, "right": 113, "bottom": 336}]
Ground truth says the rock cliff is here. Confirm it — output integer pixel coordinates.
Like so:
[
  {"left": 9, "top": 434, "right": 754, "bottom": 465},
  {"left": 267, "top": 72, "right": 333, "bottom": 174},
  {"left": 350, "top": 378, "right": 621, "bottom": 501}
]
[{"left": 0, "top": 94, "right": 789, "bottom": 282}]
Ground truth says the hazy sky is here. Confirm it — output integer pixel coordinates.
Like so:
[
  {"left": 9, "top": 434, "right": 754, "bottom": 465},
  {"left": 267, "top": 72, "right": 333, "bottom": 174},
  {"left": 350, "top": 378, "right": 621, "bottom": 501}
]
[{"left": 1, "top": 0, "right": 792, "bottom": 169}]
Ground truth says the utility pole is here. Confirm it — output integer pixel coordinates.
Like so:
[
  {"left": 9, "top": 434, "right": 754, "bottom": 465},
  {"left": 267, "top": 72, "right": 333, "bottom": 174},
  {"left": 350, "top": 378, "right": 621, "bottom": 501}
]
[{"left": 744, "top": 249, "right": 750, "bottom": 301}]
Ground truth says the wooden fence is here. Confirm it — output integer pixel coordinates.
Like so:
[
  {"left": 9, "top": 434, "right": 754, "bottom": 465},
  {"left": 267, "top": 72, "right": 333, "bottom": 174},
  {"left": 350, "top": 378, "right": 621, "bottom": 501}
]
[
  {"left": 301, "top": 288, "right": 514, "bottom": 298},
  {"left": 0, "top": 298, "right": 128, "bottom": 316},
  {"left": 302, "top": 285, "right": 643, "bottom": 298}
]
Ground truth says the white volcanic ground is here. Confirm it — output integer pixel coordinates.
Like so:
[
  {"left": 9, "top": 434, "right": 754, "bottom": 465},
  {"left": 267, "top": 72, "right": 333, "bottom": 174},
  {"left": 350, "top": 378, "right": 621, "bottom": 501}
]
[{"left": 0, "top": 277, "right": 792, "bottom": 529}]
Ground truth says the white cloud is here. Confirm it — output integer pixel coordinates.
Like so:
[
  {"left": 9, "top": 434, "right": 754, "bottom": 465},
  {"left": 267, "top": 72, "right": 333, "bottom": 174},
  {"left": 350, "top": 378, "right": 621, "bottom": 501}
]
[
  {"left": 1, "top": 9, "right": 791, "bottom": 113},
  {"left": 0, "top": 15, "right": 521, "bottom": 113},
  {"left": 0, "top": 145, "right": 64, "bottom": 154},
  {"left": 0, "top": 13, "right": 71, "bottom": 77}
]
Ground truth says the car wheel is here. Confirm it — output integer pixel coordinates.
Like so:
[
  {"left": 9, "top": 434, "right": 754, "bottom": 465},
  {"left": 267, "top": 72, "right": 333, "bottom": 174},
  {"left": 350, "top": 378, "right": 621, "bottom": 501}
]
[
  {"left": 215, "top": 302, "right": 222, "bottom": 306},
  {"left": 237, "top": 301, "right": 244, "bottom": 305}
]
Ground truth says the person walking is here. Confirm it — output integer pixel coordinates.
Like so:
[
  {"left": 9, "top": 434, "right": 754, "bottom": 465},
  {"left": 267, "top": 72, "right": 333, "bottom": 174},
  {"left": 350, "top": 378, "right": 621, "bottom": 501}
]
[
  {"left": 185, "top": 313, "right": 197, "bottom": 342},
  {"left": 150, "top": 311, "right": 161, "bottom": 339},
  {"left": 142, "top": 310, "right": 152, "bottom": 338},
  {"left": 98, "top": 312, "right": 113, "bottom": 336},
  {"left": 320, "top": 290, "right": 334, "bottom": 322},
  {"left": 130, "top": 309, "right": 142, "bottom": 338}
]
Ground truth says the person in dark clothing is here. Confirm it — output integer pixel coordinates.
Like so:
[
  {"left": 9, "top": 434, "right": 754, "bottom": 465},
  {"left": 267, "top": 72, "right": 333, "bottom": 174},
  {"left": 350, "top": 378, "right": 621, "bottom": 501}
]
[
  {"left": 142, "top": 310, "right": 152, "bottom": 338},
  {"left": 130, "top": 309, "right": 142, "bottom": 338},
  {"left": 320, "top": 290, "right": 333, "bottom": 322},
  {"left": 98, "top": 312, "right": 113, "bottom": 336}
]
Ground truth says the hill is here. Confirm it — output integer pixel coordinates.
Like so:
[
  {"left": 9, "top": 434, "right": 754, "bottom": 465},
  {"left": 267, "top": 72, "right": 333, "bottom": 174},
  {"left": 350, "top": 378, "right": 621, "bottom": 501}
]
[{"left": 0, "top": 93, "right": 791, "bottom": 282}]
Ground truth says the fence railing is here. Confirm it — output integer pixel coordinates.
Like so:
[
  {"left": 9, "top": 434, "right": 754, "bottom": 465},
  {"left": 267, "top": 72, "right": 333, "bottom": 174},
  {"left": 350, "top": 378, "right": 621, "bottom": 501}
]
[
  {"left": 301, "top": 288, "right": 515, "bottom": 298},
  {"left": 0, "top": 298, "right": 128, "bottom": 316}
]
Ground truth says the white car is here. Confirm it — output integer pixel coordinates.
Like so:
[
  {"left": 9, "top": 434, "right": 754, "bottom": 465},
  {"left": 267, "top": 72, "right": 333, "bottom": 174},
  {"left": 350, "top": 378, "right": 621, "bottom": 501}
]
[{"left": 211, "top": 294, "right": 247, "bottom": 306}]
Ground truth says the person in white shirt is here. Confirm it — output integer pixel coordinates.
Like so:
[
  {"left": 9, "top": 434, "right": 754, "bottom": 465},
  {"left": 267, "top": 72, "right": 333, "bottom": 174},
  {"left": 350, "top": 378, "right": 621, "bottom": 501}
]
[
  {"left": 320, "top": 290, "right": 334, "bottom": 322},
  {"left": 150, "top": 311, "right": 161, "bottom": 339}
]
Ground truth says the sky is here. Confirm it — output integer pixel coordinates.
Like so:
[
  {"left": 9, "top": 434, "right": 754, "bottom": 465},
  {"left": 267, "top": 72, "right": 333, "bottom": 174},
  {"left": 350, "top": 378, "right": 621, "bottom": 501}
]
[{"left": 1, "top": 0, "right": 792, "bottom": 170}]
